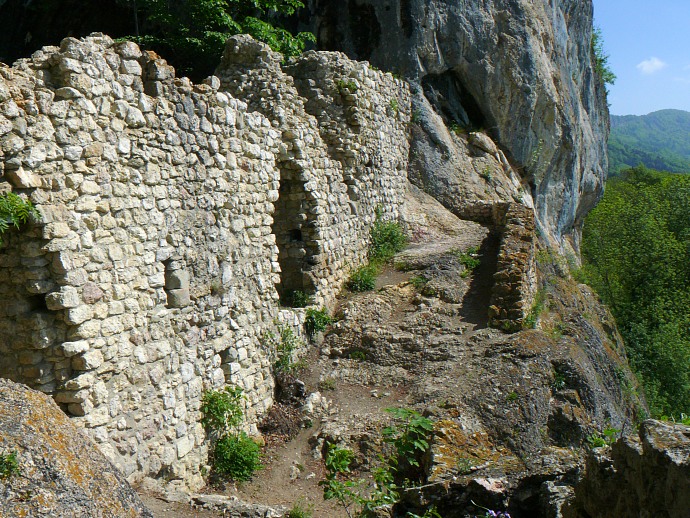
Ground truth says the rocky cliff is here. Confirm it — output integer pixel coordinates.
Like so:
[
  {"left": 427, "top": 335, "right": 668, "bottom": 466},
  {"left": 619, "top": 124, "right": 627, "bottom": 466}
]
[
  {"left": 301, "top": 0, "right": 609, "bottom": 247},
  {"left": 0, "top": 2, "right": 674, "bottom": 517}
]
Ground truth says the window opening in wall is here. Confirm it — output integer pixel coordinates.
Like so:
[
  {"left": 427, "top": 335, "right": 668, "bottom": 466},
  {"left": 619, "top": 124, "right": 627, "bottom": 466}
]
[
  {"left": 163, "top": 259, "right": 190, "bottom": 308},
  {"left": 27, "top": 294, "right": 49, "bottom": 312}
]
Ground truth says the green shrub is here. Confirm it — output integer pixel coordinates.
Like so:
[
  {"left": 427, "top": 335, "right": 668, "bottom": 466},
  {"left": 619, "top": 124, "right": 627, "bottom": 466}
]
[
  {"left": 451, "top": 246, "right": 481, "bottom": 270},
  {"left": 318, "top": 378, "right": 337, "bottom": 391},
  {"left": 348, "top": 350, "right": 366, "bottom": 361},
  {"left": 213, "top": 432, "right": 262, "bottom": 481},
  {"left": 409, "top": 275, "right": 429, "bottom": 290},
  {"left": 0, "top": 451, "right": 19, "bottom": 479},
  {"left": 127, "top": 0, "right": 315, "bottom": 79},
  {"left": 287, "top": 499, "right": 314, "bottom": 518},
  {"left": 523, "top": 288, "right": 547, "bottom": 329},
  {"left": 305, "top": 308, "right": 333, "bottom": 338},
  {"left": 336, "top": 79, "right": 358, "bottom": 93},
  {"left": 586, "top": 426, "right": 620, "bottom": 448},
  {"left": 0, "top": 192, "right": 39, "bottom": 246},
  {"left": 201, "top": 386, "right": 244, "bottom": 434},
  {"left": 281, "top": 289, "right": 312, "bottom": 308},
  {"left": 592, "top": 26, "right": 616, "bottom": 87},
  {"left": 320, "top": 407, "right": 435, "bottom": 517},
  {"left": 369, "top": 211, "right": 408, "bottom": 263},
  {"left": 347, "top": 264, "right": 379, "bottom": 292},
  {"left": 267, "top": 325, "right": 304, "bottom": 374},
  {"left": 201, "top": 385, "right": 262, "bottom": 481}
]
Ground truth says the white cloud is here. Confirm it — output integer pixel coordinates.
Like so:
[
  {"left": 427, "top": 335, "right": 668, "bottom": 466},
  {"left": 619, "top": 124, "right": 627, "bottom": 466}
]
[{"left": 636, "top": 57, "right": 668, "bottom": 75}]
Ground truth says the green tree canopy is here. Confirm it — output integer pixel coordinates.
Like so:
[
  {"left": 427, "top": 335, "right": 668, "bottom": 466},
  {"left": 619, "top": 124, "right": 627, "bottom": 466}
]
[
  {"left": 128, "top": 0, "right": 315, "bottom": 79},
  {"left": 581, "top": 166, "right": 690, "bottom": 416}
]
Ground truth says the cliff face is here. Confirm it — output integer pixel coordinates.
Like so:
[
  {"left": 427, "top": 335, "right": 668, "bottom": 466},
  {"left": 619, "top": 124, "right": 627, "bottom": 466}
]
[{"left": 303, "top": 0, "right": 609, "bottom": 245}]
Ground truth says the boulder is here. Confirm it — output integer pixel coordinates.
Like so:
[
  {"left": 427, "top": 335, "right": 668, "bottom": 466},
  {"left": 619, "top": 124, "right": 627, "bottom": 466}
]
[
  {"left": 565, "top": 420, "right": 690, "bottom": 518},
  {"left": 0, "top": 378, "right": 152, "bottom": 517}
]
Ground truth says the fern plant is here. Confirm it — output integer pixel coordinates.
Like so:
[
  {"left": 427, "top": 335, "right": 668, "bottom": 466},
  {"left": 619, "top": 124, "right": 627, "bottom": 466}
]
[{"left": 0, "top": 192, "right": 39, "bottom": 245}]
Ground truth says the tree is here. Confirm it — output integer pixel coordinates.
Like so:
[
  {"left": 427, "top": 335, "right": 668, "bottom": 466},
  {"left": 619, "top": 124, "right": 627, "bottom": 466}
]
[
  {"left": 591, "top": 26, "right": 616, "bottom": 88},
  {"left": 127, "top": 0, "right": 315, "bottom": 79},
  {"left": 581, "top": 166, "right": 690, "bottom": 416}
]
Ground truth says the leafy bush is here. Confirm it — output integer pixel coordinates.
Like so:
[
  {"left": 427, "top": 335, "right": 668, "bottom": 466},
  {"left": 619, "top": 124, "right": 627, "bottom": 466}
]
[
  {"left": 336, "top": 79, "right": 358, "bottom": 94},
  {"left": 129, "top": 0, "right": 315, "bottom": 79},
  {"left": 347, "top": 264, "right": 379, "bottom": 292},
  {"left": 282, "top": 289, "right": 312, "bottom": 308},
  {"left": 0, "top": 451, "right": 19, "bottom": 479},
  {"left": 201, "top": 386, "right": 244, "bottom": 434},
  {"left": 213, "top": 432, "right": 262, "bottom": 481},
  {"left": 581, "top": 166, "right": 690, "bottom": 416},
  {"left": 318, "top": 378, "right": 337, "bottom": 391},
  {"left": 591, "top": 26, "right": 616, "bottom": 87},
  {"left": 266, "top": 324, "right": 305, "bottom": 374},
  {"left": 523, "top": 288, "right": 546, "bottom": 329},
  {"left": 369, "top": 213, "right": 408, "bottom": 263},
  {"left": 287, "top": 499, "right": 314, "bottom": 518},
  {"left": 202, "top": 385, "right": 262, "bottom": 481},
  {"left": 586, "top": 426, "right": 620, "bottom": 448},
  {"left": 0, "top": 192, "right": 39, "bottom": 246},
  {"left": 451, "top": 246, "right": 481, "bottom": 270},
  {"left": 409, "top": 275, "right": 429, "bottom": 290},
  {"left": 305, "top": 308, "right": 333, "bottom": 338},
  {"left": 320, "top": 407, "right": 435, "bottom": 517}
]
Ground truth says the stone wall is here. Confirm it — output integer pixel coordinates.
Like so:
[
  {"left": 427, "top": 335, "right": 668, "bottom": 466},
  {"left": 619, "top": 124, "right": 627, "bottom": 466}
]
[
  {"left": 0, "top": 34, "right": 410, "bottom": 489},
  {"left": 488, "top": 203, "right": 537, "bottom": 332}
]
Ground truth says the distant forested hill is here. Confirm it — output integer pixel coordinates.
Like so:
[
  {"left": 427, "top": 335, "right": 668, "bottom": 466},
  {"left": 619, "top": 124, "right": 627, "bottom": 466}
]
[{"left": 609, "top": 109, "right": 690, "bottom": 174}]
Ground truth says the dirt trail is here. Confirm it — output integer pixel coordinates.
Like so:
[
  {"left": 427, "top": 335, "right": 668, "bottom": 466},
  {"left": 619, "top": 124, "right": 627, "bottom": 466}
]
[{"left": 139, "top": 214, "right": 496, "bottom": 517}]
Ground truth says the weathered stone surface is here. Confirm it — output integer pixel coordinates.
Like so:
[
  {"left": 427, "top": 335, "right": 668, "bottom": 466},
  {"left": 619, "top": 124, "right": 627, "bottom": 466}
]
[
  {"left": 192, "top": 494, "right": 286, "bottom": 517},
  {"left": 0, "top": 34, "right": 409, "bottom": 490},
  {"left": 305, "top": 0, "right": 608, "bottom": 245},
  {"left": 0, "top": 378, "right": 152, "bottom": 518},
  {"left": 565, "top": 420, "right": 690, "bottom": 518}
]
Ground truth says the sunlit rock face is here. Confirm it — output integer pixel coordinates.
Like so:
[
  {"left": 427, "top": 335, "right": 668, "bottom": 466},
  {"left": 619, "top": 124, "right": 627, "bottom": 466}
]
[{"left": 304, "top": 0, "right": 609, "bottom": 246}]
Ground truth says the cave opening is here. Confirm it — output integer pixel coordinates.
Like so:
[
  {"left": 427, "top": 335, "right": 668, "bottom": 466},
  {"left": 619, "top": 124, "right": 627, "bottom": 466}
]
[{"left": 422, "top": 71, "right": 488, "bottom": 132}]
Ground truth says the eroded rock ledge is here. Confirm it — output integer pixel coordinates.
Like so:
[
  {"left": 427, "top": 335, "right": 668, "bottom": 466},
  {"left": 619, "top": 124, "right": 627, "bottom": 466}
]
[{"left": 565, "top": 420, "right": 690, "bottom": 518}]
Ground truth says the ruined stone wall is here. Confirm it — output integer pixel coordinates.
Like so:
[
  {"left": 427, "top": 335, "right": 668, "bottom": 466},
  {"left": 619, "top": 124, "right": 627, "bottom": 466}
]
[
  {"left": 216, "top": 35, "right": 410, "bottom": 305},
  {"left": 0, "top": 34, "right": 410, "bottom": 489},
  {"left": 488, "top": 203, "right": 537, "bottom": 331}
]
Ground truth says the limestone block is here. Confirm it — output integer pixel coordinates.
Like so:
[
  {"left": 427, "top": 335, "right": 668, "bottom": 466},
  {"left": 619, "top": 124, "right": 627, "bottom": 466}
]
[
  {"left": 66, "top": 305, "right": 93, "bottom": 325},
  {"left": 46, "top": 287, "right": 80, "bottom": 310},
  {"left": 54, "top": 87, "right": 84, "bottom": 100},
  {"left": 5, "top": 167, "right": 41, "bottom": 188},
  {"left": 165, "top": 269, "right": 189, "bottom": 290},
  {"left": 82, "top": 282, "right": 105, "bottom": 304},
  {"left": 62, "top": 340, "right": 90, "bottom": 357},
  {"left": 125, "top": 106, "right": 146, "bottom": 127},
  {"left": 73, "top": 349, "right": 104, "bottom": 371},
  {"left": 167, "top": 288, "right": 190, "bottom": 308}
]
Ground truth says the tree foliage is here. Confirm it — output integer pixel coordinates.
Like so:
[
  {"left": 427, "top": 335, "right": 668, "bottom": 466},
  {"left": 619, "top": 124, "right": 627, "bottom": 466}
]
[
  {"left": 127, "top": 0, "right": 315, "bottom": 79},
  {"left": 591, "top": 26, "right": 616, "bottom": 88},
  {"left": 581, "top": 166, "right": 690, "bottom": 416}
]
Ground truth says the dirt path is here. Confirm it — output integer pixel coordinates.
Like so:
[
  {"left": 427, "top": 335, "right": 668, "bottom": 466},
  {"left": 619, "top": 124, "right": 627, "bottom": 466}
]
[{"left": 138, "top": 213, "right": 496, "bottom": 517}]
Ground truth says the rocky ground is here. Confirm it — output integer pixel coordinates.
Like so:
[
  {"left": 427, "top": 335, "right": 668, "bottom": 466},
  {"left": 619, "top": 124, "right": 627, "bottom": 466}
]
[
  {"left": 133, "top": 190, "right": 644, "bottom": 517},
  {"left": 0, "top": 186, "right": 678, "bottom": 517}
]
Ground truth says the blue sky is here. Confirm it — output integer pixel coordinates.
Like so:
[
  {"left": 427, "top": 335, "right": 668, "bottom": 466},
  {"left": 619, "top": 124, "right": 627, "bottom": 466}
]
[{"left": 593, "top": 0, "right": 690, "bottom": 115}]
